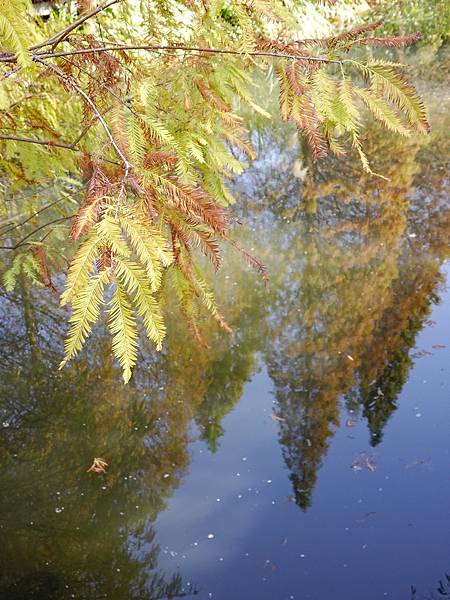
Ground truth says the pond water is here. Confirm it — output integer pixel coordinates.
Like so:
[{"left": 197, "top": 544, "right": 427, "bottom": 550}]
[{"left": 0, "top": 63, "right": 449, "bottom": 599}]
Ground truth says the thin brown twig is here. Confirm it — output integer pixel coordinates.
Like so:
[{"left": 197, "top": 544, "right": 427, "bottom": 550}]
[
  {"left": 0, "top": 215, "right": 75, "bottom": 250},
  {"left": 0, "top": 65, "right": 22, "bottom": 81},
  {"left": 0, "top": 133, "right": 121, "bottom": 166},
  {"left": 30, "top": 0, "right": 122, "bottom": 51},
  {"left": 0, "top": 198, "right": 64, "bottom": 238},
  {"left": 60, "top": 56, "right": 135, "bottom": 115},
  {"left": 0, "top": 134, "right": 74, "bottom": 149},
  {"left": 38, "top": 44, "right": 343, "bottom": 64},
  {"left": 0, "top": 44, "right": 343, "bottom": 65},
  {"left": 34, "top": 58, "right": 131, "bottom": 175}
]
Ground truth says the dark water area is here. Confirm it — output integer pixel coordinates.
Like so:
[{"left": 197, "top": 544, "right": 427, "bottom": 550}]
[{"left": 0, "top": 66, "right": 449, "bottom": 599}]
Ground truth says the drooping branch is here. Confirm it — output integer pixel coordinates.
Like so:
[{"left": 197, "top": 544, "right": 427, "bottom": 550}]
[
  {"left": 0, "top": 134, "right": 75, "bottom": 149},
  {"left": 0, "top": 44, "right": 344, "bottom": 65},
  {"left": 0, "top": 131, "right": 121, "bottom": 166},
  {"left": 34, "top": 58, "right": 131, "bottom": 174},
  {"left": 30, "top": 0, "right": 123, "bottom": 51},
  {"left": 60, "top": 56, "right": 135, "bottom": 115},
  {"left": 0, "top": 198, "right": 65, "bottom": 238},
  {"left": 37, "top": 44, "right": 343, "bottom": 64},
  {"left": 0, "top": 215, "right": 75, "bottom": 250}
]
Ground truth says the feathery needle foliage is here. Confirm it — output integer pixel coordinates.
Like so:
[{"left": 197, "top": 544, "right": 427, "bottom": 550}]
[{"left": 0, "top": 0, "right": 430, "bottom": 381}]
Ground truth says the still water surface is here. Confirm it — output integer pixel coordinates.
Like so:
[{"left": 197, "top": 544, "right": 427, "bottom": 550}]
[{"left": 0, "top": 69, "right": 449, "bottom": 600}]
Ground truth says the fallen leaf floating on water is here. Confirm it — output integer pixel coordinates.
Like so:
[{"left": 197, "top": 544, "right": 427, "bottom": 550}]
[
  {"left": 264, "top": 559, "right": 277, "bottom": 572},
  {"left": 284, "top": 495, "right": 296, "bottom": 504},
  {"left": 356, "top": 511, "right": 377, "bottom": 524},
  {"left": 411, "top": 349, "right": 433, "bottom": 359},
  {"left": 87, "top": 457, "right": 108, "bottom": 474},
  {"left": 351, "top": 452, "right": 377, "bottom": 473},
  {"left": 270, "top": 413, "right": 285, "bottom": 423}
]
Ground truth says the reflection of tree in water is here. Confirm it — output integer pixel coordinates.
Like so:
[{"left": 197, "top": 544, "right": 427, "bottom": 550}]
[
  {"left": 0, "top": 254, "right": 268, "bottom": 598},
  {"left": 0, "top": 290, "right": 198, "bottom": 599},
  {"left": 0, "top": 103, "right": 448, "bottom": 600},
  {"left": 355, "top": 260, "right": 444, "bottom": 446},
  {"left": 411, "top": 570, "right": 450, "bottom": 599},
  {"left": 242, "top": 121, "right": 450, "bottom": 509},
  {"left": 194, "top": 267, "right": 268, "bottom": 452}
]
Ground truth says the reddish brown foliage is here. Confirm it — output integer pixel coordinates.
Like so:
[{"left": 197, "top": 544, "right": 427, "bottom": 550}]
[
  {"left": 70, "top": 165, "right": 110, "bottom": 240},
  {"left": 31, "top": 246, "right": 57, "bottom": 292},
  {"left": 294, "top": 97, "right": 328, "bottom": 159},
  {"left": 358, "top": 33, "right": 421, "bottom": 48},
  {"left": 195, "top": 79, "right": 230, "bottom": 112},
  {"left": 161, "top": 178, "right": 229, "bottom": 235},
  {"left": 143, "top": 151, "right": 179, "bottom": 170},
  {"left": 286, "top": 62, "right": 308, "bottom": 96}
]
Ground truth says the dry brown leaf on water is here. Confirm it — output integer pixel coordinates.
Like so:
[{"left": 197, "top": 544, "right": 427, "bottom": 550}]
[
  {"left": 87, "top": 457, "right": 108, "bottom": 474},
  {"left": 271, "top": 413, "right": 285, "bottom": 422}
]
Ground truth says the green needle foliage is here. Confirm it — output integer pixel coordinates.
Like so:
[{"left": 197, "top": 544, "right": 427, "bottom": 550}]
[{"left": 0, "top": 0, "right": 430, "bottom": 381}]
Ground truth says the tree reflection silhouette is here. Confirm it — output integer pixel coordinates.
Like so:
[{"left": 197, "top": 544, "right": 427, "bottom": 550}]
[
  {"left": 238, "top": 117, "right": 450, "bottom": 509},
  {"left": 0, "top": 295, "right": 199, "bottom": 599},
  {"left": 0, "top": 100, "right": 448, "bottom": 600}
]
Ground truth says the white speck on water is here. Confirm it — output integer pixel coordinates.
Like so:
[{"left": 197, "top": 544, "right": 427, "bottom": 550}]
[
  {"left": 55, "top": 507, "right": 64, "bottom": 514},
  {"left": 170, "top": 550, "right": 178, "bottom": 557},
  {"left": 300, "top": 554, "right": 305, "bottom": 558},
  {"left": 163, "top": 473, "right": 170, "bottom": 478},
  {"left": 207, "top": 533, "right": 215, "bottom": 539},
  {"left": 101, "top": 486, "right": 107, "bottom": 490},
  {"left": 267, "top": 480, "right": 272, "bottom": 484},
  {"left": 116, "top": 568, "right": 120, "bottom": 572},
  {"left": 237, "top": 494, "right": 242, "bottom": 499},
  {"left": 378, "top": 488, "right": 383, "bottom": 492},
  {"left": 271, "top": 500, "right": 275, "bottom": 505},
  {"left": 119, "top": 512, "right": 125, "bottom": 516},
  {"left": 193, "top": 542, "right": 198, "bottom": 546},
  {"left": 408, "top": 233, "right": 417, "bottom": 238},
  {"left": 236, "top": 472, "right": 241, "bottom": 477},
  {"left": 242, "top": 457, "right": 247, "bottom": 462},
  {"left": 2, "top": 421, "right": 10, "bottom": 428},
  {"left": 219, "top": 557, "right": 224, "bottom": 561},
  {"left": 415, "top": 413, "right": 422, "bottom": 418}
]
